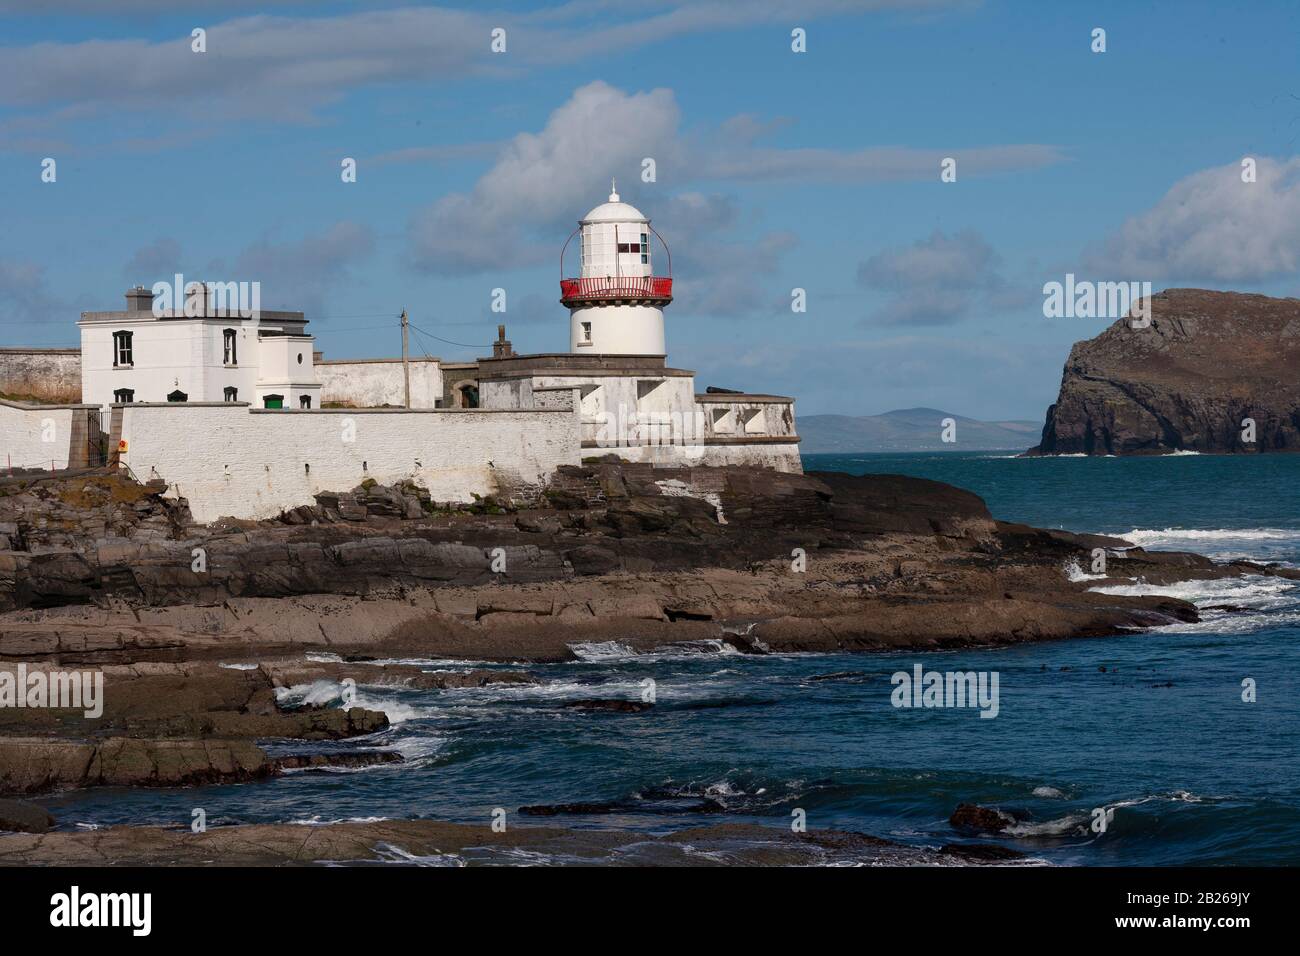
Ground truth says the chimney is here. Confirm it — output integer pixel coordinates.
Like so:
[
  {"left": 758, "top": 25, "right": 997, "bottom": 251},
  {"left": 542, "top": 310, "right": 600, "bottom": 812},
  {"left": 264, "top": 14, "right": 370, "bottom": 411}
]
[
  {"left": 493, "top": 323, "right": 514, "bottom": 358},
  {"left": 124, "top": 285, "right": 155, "bottom": 312}
]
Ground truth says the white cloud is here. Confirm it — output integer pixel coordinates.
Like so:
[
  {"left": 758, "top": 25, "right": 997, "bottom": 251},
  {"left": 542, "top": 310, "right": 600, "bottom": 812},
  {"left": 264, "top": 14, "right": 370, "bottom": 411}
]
[
  {"left": 1085, "top": 156, "right": 1300, "bottom": 282},
  {"left": 857, "top": 229, "right": 1024, "bottom": 325},
  {"left": 0, "top": 260, "right": 79, "bottom": 332},
  {"left": 698, "top": 143, "right": 1064, "bottom": 182},
  {"left": 168, "top": 222, "right": 378, "bottom": 316},
  {"left": 407, "top": 81, "right": 1060, "bottom": 290},
  {"left": 123, "top": 237, "right": 183, "bottom": 279},
  {"left": 407, "top": 81, "right": 683, "bottom": 275},
  {"left": 0, "top": 1, "right": 976, "bottom": 125}
]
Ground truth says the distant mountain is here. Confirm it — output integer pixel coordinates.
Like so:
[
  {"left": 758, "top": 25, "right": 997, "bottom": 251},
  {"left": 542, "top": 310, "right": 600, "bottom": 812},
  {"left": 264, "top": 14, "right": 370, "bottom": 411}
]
[{"left": 798, "top": 407, "right": 1041, "bottom": 454}]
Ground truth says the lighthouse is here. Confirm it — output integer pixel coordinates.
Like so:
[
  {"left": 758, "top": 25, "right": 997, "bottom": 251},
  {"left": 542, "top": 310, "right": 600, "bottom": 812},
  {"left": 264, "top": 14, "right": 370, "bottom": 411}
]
[{"left": 560, "top": 182, "right": 672, "bottom": 355}]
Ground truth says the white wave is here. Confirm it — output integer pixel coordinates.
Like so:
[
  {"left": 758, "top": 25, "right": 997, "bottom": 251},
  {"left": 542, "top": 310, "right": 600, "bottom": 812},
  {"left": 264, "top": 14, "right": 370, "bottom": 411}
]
[
  {"left": 386, "top": 735, "right": 448, "bottom": 761},
  {"left": 568, "top": 641, "right": 639, "bottom": 662},
  {"left": 362, "top": 655, "right": 499, "bottom": 668},
  {"left": 289, "top": 815, "right": 388, "bottom": 826},
  {"left": 273, "top": 679, "right": 436, "bottom": 723},
  {"left": 365, "top": 843, "right": 467, "bottom": 867},
  {"left": 275, "top": 679, "right": 348, "bottom": 709},
  {"left": 1005, "top": 791, "right": 1210, "bottom": 838},
  {"left": 1035, "top": 452, "right": 1115, "bottom": 458},
  {"left": 1146, "top": 608, "right": 1300, "bottom": 636},
  {"left": 350, "top": 690, "right": 434, "bottom": 724},
  {"left": 1120, "top": 527, "right": 1300, "bottom": 546},
  {"left": 1087, "top": 573, "right": 1299, "bottom": 634},
  {"left": 1116, "top": 527, "right": 1300, "bottom": 564},
  {"left": 1005, "top": 812, "right": 1090, "bottom": 837},
  {"left": 218, "top": 662, "right": 259, "bottom": 670},
  {"left": 1032, "top": 786, "right": 1066, "bottom": 799},
  {"left": 1089, "top": 574, "right": 1294, "bottom": 606},
  {"left": 280, "top": 758, "right": 401, "bottom": 776},
  {"left": 567, "top": 639, "right": 742, "bottom": 662},
  {"left": 1063, "top": 558, "right": 1107, "bottom": 582}
]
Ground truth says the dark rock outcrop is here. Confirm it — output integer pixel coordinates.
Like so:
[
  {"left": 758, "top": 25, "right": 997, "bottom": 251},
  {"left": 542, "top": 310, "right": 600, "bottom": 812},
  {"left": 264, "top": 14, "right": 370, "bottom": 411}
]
[
  {"left": 561, "top": 699, "right": 653, "bottom": 713},
  {"left": 1030, "top": 289, "right": 1300, "bottom": 455},
  {"left": 0, "top": 737, "right": 272, "bottom": 795},
  {"left": 0, "top": 818, "right": 1020, "bottom": 867},
  {"left": 949, "top": 803, "right": 1019, "bottom": 834},
  {"left": 0, "top": 798, "right": 54, "bottom": 833}
]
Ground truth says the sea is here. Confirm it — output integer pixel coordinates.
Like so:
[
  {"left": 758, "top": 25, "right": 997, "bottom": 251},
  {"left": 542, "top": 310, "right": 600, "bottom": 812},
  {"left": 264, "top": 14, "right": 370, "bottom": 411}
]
[{"left": 45, "top": 451, "right": 1300, "bottom": 865}]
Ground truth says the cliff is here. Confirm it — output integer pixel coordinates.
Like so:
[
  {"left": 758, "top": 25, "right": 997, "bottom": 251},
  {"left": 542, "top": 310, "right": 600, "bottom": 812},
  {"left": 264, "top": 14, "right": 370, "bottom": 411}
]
[{"left": 1029, "top": 289, "right": 1300, "bottom": 455}]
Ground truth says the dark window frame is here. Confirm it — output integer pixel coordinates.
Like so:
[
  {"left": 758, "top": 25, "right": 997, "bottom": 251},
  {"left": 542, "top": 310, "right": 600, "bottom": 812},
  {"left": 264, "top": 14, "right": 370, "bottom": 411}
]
[{"left": 112, "top": 330, "right": 133, "bottom": 368}]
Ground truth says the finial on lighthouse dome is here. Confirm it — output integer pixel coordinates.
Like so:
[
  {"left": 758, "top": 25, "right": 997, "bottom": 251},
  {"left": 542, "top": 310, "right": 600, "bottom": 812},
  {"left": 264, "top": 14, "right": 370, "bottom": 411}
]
[{"left": 581, "top": 183, "right": 647, "bottom": 224}]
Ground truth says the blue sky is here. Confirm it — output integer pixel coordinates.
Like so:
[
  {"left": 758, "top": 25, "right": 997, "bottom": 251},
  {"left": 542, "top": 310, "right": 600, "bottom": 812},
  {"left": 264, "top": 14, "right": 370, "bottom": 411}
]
[{"left": 2, "top": 0, "right": 1299, "bottom": 419}]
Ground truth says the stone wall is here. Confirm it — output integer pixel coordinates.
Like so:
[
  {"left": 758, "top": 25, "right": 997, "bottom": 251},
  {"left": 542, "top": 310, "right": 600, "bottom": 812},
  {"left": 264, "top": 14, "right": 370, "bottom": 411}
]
[
  {"left": 316, "top": 358, "right": 442, "bottom": 408},
  {"left": 116, "top": 400, "right": 581, "bottom": 522},
  {"left": 0, "top": 349, "right": 82, "bottom": 404},
  {"left": 440, "top": 363, "right": 480, "bottom": 408}
]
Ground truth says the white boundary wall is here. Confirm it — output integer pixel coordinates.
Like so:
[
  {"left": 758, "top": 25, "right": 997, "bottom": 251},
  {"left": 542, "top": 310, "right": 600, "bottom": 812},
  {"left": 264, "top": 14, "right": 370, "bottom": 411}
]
[
  {"left": 316, "top": 358, "right": 442, "bottom": 409},
  {"left": 117, "top": 398, "right": 580, "bottom": 523},
  {"left": 0, "top": 400, "right": 90, "bottom": 471}
]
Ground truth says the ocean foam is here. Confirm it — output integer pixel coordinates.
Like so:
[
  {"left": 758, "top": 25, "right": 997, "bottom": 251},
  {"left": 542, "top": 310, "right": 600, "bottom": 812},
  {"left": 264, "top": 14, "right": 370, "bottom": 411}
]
[{"left": 1116, "top": 527, "right": 1300, "bottom": 564}]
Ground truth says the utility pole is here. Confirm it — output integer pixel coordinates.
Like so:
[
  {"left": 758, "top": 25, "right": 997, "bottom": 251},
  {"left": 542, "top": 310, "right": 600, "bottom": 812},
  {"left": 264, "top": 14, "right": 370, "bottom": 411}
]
[{"left": 400, "top": 309, "right": 411, "bottom": 409}]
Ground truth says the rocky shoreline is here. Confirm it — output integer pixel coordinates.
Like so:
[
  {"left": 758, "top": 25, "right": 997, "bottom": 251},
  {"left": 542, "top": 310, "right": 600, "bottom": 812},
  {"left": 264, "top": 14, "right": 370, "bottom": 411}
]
[{"left": 1, "top": 460, "right": 1294, "bottom": 863}]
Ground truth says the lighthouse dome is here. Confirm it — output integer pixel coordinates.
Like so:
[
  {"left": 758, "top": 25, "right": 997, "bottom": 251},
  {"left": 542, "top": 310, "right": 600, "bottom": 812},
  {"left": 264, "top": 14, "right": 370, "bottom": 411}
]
[{"left": 580, "top": 182, "right": 648, "bottom": 224}]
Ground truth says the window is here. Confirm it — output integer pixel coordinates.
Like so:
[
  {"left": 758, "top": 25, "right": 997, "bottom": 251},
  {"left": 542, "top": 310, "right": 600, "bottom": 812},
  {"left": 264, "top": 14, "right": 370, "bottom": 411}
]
[
  {"left": 263, "top": 394, "right": 284, "bottom": 409},
  {"left": 641, "top": 233, "right": 649, "bottom": 265},
  {"left": 224, "top": 387, "right": 238, "bottom": 402},
  {"left": 299, "top": 395, "right": 312, "bottom": 409},
  {"left": 223, "top": 329, "right": 238, "bottom": 366},
  {"left": 166, "top": 390, "right": 188, "bottom": 403},
  {"left": 616, "top": 243, "right": 641, "bottom": 254},
  {"left": 580, "top": 321, "right": 592, "bottom": 344},
  {"left": 112, "top": 331, "right": 133, "bottom": 367},
  {"left": 297, "top": 352, "right": 303, "bottom": 365},
  {"left": 113, "top": 388, "right": 134, "bottom": 404}
]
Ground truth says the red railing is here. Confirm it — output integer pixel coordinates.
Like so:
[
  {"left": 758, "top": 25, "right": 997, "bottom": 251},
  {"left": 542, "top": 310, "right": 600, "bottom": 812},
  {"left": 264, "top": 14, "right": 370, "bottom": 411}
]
[{"left": 560, "top": 275, "right": 673, "bottom": 303}]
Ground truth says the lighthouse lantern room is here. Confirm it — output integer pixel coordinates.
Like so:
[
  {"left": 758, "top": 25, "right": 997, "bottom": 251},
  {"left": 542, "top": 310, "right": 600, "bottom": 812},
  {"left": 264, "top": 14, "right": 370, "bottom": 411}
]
[{"left": 560, "top": 182, "right": 672, "bottom": 355}]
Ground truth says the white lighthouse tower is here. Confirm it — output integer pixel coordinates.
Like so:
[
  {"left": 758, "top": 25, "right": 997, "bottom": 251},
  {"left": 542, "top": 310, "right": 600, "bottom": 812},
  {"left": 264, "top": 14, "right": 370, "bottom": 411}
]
[{"left": 560, "top": 182, "right": 672, "bottom": 355}]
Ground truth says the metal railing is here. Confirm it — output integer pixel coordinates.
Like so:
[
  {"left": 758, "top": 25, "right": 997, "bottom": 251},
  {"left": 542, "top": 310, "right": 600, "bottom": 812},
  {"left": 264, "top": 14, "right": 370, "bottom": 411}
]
[{"left": 559, "top": 275, "right": 673, "bottom": 303}]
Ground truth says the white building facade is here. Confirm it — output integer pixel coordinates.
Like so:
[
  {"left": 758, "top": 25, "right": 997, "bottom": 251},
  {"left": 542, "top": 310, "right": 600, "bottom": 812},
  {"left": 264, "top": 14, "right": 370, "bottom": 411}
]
[{"left": 78, "top": 285, "right": 321, "bottom": 410}]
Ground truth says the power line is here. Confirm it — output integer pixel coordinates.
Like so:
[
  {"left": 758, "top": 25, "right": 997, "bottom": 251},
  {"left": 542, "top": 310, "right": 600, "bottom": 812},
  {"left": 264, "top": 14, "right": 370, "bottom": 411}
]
[{"left": 408, "top": 322, "right": 492, "bottom": 351}]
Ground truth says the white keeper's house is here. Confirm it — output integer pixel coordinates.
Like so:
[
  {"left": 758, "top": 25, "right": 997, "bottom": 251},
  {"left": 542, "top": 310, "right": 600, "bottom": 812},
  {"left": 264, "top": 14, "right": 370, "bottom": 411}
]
[{"left": 77, "top": 284, "right": 322, "bottom": 410}]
